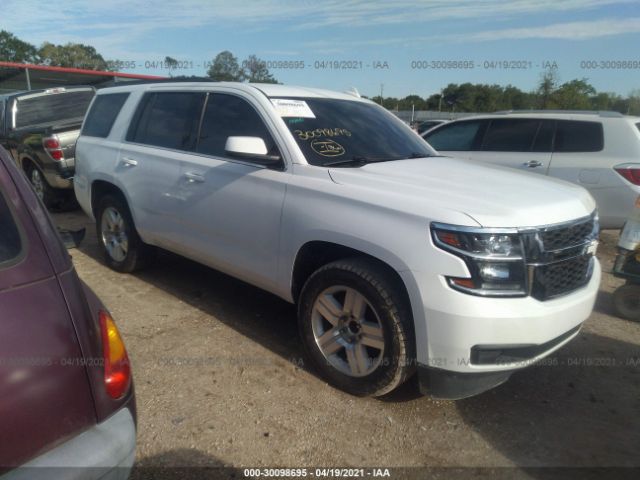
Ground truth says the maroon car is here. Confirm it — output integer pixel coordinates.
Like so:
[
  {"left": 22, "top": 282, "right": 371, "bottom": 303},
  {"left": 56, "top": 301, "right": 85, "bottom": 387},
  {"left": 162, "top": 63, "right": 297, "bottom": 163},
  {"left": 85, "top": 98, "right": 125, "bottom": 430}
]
[{"left": 0, "top": 145, "right": 136, "bottom": 479}]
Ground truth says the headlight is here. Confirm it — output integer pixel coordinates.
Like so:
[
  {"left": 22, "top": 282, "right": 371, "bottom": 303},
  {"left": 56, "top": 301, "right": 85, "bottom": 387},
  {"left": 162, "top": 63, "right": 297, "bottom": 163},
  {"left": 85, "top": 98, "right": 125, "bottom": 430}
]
[{"left": 431, "top": 223, "right": 527, "bottom": 297}]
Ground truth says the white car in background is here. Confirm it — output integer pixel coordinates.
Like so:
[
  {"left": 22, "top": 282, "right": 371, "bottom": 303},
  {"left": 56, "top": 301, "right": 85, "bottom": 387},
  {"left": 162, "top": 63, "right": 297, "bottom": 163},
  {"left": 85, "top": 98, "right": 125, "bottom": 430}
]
[
  {"left": 74, "top": 83, "right": 600, "bottom": 399},
  {"left": 423, "top": 111, "right": 640, "bottom": 229}
]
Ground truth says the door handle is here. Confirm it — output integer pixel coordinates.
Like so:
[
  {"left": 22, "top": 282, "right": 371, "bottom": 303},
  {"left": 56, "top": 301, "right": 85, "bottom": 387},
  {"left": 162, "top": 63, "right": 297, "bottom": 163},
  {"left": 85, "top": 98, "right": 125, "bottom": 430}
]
[
  {"left": 121, "top": 157, "right": 138, "bottom": 167},
  {"left": 184, "top": 172, "right": 205, "bottom": 183},
  {"left": 523, "top": 160, "right": 543, "bottom": 168}
]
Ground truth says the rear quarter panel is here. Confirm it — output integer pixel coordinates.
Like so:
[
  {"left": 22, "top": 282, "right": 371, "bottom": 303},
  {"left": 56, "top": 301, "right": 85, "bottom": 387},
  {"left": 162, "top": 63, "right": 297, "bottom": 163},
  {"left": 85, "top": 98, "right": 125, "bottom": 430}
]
[{"left": 0, "top": 148, "right": 96, "bottom": 469}]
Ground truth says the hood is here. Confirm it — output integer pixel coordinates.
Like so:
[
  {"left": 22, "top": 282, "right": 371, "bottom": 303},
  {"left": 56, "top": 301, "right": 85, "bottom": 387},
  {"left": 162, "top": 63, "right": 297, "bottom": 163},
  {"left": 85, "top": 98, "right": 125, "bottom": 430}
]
[{"left": 328, "top": 157, "right": 596, "bottom": 228}]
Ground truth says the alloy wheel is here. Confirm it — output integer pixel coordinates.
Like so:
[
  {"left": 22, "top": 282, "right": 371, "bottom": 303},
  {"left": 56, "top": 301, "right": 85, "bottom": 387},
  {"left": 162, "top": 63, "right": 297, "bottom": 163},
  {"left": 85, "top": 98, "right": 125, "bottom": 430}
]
[
  {"left": 101, "top": 207, "right": 129, "bottom": 262},
  {"left": 311, "top": 285, "right": 385, "bottom": 377}
]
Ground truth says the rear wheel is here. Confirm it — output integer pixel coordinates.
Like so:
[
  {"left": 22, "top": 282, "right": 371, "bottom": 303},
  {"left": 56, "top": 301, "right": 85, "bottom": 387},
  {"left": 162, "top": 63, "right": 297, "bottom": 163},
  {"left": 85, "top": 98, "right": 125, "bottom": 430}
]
[
  {"left": 26, "top": 163, "right": 64, "bottom": 209},
  {"left": 613, "top": 283, "right": 640, "bottom": 322},
  {"left": 298, "top": 258, "right": 415, "bottom": 397},
  {"left": 96, "top": 194, "right": 155, "bottom": 272}
]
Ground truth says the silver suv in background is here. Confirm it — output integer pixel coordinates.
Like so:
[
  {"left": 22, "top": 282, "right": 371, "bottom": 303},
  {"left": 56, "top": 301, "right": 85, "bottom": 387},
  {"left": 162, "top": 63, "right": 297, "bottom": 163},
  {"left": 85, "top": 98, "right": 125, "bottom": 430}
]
[{"left": 423, "top": 111, "right": 640, "bottom": 228}]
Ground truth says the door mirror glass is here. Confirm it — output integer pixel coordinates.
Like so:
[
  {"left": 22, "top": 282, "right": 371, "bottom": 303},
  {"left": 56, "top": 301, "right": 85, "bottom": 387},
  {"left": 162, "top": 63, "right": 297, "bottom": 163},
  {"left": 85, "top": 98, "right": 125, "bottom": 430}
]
[{"left": 225, "top": 136, "right": 281, "bottom": 165}]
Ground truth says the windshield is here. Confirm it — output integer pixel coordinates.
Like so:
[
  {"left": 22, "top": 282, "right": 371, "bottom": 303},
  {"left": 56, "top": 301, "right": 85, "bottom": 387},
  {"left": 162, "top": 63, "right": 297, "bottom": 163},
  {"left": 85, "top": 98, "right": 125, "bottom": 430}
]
[
  {"left": 273, "top": 97, "right": 434, "bottom": 166},
  {"left": 13, "top": 89, "right": 95, "bottom": 129}
]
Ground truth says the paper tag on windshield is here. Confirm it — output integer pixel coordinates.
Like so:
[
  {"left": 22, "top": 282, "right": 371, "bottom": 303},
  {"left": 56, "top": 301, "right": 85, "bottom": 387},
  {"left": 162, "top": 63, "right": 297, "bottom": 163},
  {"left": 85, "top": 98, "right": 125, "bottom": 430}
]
[{"left": 271, "top": 99, "right": 315, "bottom": 118}]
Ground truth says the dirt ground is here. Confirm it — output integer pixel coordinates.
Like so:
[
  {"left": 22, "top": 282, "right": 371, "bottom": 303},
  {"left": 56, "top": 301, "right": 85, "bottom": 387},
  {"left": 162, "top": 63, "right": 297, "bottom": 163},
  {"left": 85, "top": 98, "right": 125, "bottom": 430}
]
[{"left": 52, "top": 210, "right": 640, "bottom": 475}]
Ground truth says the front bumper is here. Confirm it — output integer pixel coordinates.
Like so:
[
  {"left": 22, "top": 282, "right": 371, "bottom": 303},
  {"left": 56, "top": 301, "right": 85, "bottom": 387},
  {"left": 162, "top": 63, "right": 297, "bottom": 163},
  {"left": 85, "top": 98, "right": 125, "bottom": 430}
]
[
  {"left": 401, "top": 259, "right": 600, "bottom": 397},
  {"left": 2, "top": 407, "right": 136, "bottom": 480}
]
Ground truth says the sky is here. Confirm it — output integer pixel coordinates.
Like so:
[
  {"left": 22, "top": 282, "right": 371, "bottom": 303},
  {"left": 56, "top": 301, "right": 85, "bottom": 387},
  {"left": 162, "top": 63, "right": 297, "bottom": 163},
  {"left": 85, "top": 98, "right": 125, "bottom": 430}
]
[{"left": 2, "top": 0, "right": 640, "bottom": 99}]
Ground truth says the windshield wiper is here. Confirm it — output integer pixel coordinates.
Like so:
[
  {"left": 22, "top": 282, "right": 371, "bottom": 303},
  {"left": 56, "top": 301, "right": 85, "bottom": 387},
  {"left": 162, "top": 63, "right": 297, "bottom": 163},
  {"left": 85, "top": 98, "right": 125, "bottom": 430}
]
[
  {"left": 324, "top": 156, "right": 370, "bottom": 168},
  {"left": 325, "top": 153, "right": 431, "bottom": 167},
  {"left": 406, "top": 152, "right": 431, "bottom": 159}
]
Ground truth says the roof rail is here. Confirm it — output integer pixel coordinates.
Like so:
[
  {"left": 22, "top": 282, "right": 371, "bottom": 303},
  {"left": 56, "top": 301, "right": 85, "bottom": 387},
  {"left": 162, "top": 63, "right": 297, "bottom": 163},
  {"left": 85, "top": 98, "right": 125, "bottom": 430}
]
[{"left": 492, "top": 109, "right": 625, "bottom": 117}]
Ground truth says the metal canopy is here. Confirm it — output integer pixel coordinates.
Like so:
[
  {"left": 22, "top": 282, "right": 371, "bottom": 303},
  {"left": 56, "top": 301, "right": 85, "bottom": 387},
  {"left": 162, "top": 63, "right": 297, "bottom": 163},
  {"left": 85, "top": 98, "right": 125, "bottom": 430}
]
[{"left": 0, "top": 62, "right": 165, "bottom": 93}]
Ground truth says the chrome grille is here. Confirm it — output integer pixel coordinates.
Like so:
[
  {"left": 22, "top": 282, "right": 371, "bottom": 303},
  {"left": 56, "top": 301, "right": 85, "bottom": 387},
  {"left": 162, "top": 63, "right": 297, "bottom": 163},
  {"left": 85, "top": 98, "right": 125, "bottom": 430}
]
[
  {"left": 524, "top": 213, "right": 598, "bottom": 301},
  {"left": 531, "top": 256, "right": 592, "bottom": 300},
  {"left": 539, "top": 217, "right": 596, "bottom": 252}
]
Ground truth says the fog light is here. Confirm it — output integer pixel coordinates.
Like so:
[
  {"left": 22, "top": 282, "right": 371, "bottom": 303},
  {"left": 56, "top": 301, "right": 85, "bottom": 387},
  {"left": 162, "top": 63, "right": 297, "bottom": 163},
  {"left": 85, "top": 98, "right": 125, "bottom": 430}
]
[{"left": 480, "top": 263, "right": 510, "bottom": 280}]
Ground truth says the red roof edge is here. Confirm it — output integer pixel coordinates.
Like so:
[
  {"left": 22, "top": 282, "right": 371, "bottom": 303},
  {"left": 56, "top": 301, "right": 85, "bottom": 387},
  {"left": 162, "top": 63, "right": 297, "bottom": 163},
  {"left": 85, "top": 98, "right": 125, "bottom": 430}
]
[{"left": 0, "top": 61, "right": 167, "bottom": 80}]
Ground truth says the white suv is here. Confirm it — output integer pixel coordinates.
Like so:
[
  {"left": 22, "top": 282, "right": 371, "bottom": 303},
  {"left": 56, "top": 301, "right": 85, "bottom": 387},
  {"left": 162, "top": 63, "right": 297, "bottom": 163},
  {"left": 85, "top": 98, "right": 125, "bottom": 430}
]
[
  {"left": 74, "top": 83, "right": 601, "bottom": 399},
  {"left": 423, "top": 111, "right": 640, "bottom": 229}
]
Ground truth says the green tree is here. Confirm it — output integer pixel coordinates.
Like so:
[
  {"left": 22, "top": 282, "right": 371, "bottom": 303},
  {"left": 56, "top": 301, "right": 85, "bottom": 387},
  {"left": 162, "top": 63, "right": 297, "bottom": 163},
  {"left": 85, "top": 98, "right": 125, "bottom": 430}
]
[
  {"left": 38, "top": 42, "right": 112, "bottom": 70},
  {"left": 164, "top": 56, "right": 179, "bottom": 77},
  {"left": 536, "top": 70, "right": 559, "bottom": 109},
  {"left": 501, "top": 85, "right": 534, "bottom": 110},
  {"left": 242, "top": 54, "right": 277, "bottom": 83},
  {"left": 207, "top": 50, "right": 243, "bottom": 81},
  {"left": 590, "top": 92, "right": 617, "bottom": 111},
  {"left": 626, "top": 89, "right": 640, "bottom": 115},
  {"left": 398, "top": 94, "right": 428, "bottom": 111},
  {"left": 0, "top": 30, "right": 38, "bottom": 63},
  {"left": 552, "top": 79, "right": 596, "bottom": 110}
]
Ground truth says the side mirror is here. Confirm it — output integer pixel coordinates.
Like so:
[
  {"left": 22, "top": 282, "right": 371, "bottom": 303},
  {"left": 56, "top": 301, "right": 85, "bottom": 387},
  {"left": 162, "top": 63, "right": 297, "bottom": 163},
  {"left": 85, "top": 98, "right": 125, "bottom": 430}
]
[{"left": 225, "top": 136, "right": 281, "bottom": 166}]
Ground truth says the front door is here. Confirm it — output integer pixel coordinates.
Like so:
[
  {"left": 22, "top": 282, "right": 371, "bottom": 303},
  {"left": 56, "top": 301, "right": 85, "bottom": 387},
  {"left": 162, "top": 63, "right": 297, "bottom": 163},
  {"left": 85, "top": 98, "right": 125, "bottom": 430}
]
[{"left": 177, "top": 92, "right": 288, "bottom": 292}]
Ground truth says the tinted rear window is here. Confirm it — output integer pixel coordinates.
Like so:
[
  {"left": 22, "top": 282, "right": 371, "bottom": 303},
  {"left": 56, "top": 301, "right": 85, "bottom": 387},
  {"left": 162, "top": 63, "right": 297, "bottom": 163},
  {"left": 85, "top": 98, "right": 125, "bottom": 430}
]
[
  {"left": 14, "top": 90, "right": 95, "bottom": 129},
  {"left": 482, "top": 119, "right": 541, "bottom": 152},
  {"left": 0, "top": 191, "right": 22, "bottom": 268},
  {"left": 532, "top": 120, "right": 554, "bottom": 152},
  {"left": 127, "top": 92, "right": 205, "bottom": 150},
  {"left": 82, "top": 93, "right": 129, "bottom": 138},
  {"left": 554, "top": 120, "right": 603, "bottom": 152},
  {"left": 425, "top": 120, "right": 484, "bottom": 151}
]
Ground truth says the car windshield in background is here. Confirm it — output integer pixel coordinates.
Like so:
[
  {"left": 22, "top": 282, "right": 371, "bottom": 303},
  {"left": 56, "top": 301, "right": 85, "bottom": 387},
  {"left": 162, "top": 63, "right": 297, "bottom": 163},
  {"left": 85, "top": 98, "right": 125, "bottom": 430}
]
[
  {"left": 273, "top": 97, "right": 432, "bottom": 167},
  {"left": 14, "top": 89, "right": 95, "bottom": 129}
]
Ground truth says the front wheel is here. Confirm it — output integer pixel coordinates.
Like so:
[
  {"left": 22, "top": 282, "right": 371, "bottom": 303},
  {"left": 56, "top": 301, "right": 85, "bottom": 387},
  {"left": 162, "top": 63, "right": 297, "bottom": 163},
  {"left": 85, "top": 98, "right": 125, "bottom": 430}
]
[
  {"left": 613, "top": 283, "right": 640, "bottom": 322},
  {"left": 96, "top": 194, "right": 155, "bottom": 273},
  {"left": 298, "top": 258, "right": 415, "bottom": 397}
]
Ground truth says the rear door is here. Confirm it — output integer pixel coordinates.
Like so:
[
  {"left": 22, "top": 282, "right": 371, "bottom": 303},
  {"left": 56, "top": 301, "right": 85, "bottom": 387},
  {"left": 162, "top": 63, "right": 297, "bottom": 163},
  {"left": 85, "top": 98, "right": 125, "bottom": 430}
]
[
  {"left": 117, "top": 90, "right": 206, "bottom": 250},
  {"left": 0, "top": 151, "right": 95, "bottom": 468},
  {"left": 547, "top": 119, "right": 624, "bottom": 226},
  {"left": 466, "top": 118, "right": 553, "bottom": 174}
]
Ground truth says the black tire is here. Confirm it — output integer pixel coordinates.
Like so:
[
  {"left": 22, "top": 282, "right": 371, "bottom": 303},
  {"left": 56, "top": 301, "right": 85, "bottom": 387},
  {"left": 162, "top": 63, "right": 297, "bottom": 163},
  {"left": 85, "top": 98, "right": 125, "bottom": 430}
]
[
  {"left": 613, "top": 283, "right": 640, "bottom": 322},
  {"left": 298, "top": 257, "right": 416, "bottom": 397},
  {"left": 25, "top": 163, "right": 64, "bottom": 210},
  {"left": 96, "top": 194, "right": 155, "bottom": 273}
]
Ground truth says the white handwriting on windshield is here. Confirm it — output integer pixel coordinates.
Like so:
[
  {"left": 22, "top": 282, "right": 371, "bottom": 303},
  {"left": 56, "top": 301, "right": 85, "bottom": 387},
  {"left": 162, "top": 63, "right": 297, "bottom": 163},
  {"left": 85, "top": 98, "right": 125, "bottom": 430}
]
[{"left": 294, "top": 128, "right": 352, "bottom": 141}]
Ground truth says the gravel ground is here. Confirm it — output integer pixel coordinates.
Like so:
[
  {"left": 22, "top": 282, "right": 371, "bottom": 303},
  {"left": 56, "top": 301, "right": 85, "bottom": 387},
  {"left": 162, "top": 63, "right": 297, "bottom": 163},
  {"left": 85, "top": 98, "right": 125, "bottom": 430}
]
[{"left": 53, "top": 210, "right": 640, "bottom": 476}]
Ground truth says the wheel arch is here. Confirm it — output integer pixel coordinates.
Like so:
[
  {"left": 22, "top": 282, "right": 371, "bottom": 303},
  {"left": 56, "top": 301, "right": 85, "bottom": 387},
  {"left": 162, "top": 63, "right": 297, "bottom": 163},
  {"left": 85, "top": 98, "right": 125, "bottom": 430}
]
[
  {"left": 20, "top": 155, "right": 38, "bottom": 174},
  {"left": 90, "top": 179, "right": 128, "bottom": 220},
  {"left": 290, "top": 240, "right": 413, "bottom": 313}
]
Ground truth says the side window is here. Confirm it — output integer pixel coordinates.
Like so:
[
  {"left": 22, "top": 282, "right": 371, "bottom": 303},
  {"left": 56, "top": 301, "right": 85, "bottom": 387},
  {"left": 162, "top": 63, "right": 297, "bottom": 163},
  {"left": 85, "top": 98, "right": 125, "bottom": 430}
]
[
  {"left": 197, "top": 94, "right": 277, "bottom": 158},
  {"left": 425, "top": 120, "right": 484, "bottom": 151},
  {"left": 532, "top": 120, "right": 554, "bottom": 152},
  {"left": 554, "top": 121, "right": 604, "bottom": 152},
  {"left": 0, "top": 190, "right": 22, "bottom": 269},
  {"left": 81, "top": 93, "right": 130, "bottom": 138},
  {"left": 127, "top": 92, "right": 205, "bottom": 151},
  {"left": 481, "top": 119, "right": 540, "bottom": 152}
]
